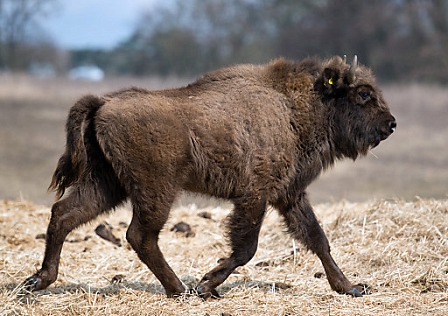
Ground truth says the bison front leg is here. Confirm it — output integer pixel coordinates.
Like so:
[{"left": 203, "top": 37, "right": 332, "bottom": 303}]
[
  {"left": 196, "top": 199, "right": 266, "bottom": 299},
  {"left": 276, "top": 193, "right": 364, "bottom": 297}
]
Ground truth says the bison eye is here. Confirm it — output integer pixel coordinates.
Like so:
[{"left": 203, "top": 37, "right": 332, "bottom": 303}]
[{"left": 359, "top": 91, "right": 371, "bottom": 100}]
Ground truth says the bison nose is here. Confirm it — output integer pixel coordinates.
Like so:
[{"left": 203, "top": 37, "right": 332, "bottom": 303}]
[{"left": 389, "top": 117, "right": 397, "bottom": 134}]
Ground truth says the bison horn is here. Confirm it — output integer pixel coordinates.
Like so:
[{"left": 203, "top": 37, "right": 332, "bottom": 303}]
[
  {"left": 347, "top": 55, "right": 358, "bottom": 83},
  {"left": 343, "top": 55, "right": 347, "bottom": 64},
  {"left": 351, "top": 55, "right": 358, "bottom": 70}
]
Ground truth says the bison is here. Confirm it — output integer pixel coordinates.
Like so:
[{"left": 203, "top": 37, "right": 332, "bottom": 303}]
[{"left": 24, "top": 55, "right": 396, "bottom": 298}]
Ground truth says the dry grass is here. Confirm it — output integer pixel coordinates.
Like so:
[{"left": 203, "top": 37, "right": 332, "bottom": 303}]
[{"left": 1, "top": 197, "right": 448, "bottom": 315}]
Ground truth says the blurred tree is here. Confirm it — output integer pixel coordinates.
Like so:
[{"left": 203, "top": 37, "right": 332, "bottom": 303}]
[
  {"left": 114, "top": 0, "right": 282, "bottom": 76},
  {"left": 113, "top": 28, "right": 202, "bottom": 76},
  {"left": 69, "top": 0, "right": 448, "bottom": 82},
  {"left": 409, "top": 0, "right": 448, "bottom": 81},
  {"left": 0, "top": 0, "right": 59, "bottom": 70},
  {"left": 114, "top": 0, "right": 402, "bottom": 79}
]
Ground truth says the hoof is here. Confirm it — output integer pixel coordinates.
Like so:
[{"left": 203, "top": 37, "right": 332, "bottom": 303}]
[
  {"left": 346, "top": 287, "right": 363, "bottom": 297},
  {"left": 195, "top": 278, "right": 221, "bottom": 300},
  {"left": 22, "top": 275, "right": 41, "bottom": 292},
  {"left": 356, "top": 283, "right": 372, "bottom": 295},
  {"left": 195, "top": 285, "right": 221, "bottom": 300},
  {"left": 346, "top": 283, "right": 371, "bottom": 297}
]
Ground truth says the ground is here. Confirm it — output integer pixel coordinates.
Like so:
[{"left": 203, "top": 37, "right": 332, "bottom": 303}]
[{"left": 1, "top": 198, "right": 448, "bottom": 315}]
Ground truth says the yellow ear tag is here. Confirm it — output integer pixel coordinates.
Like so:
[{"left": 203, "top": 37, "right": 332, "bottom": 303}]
[{"left": 328, "top": 78, "right": 334, "bottom": 85}]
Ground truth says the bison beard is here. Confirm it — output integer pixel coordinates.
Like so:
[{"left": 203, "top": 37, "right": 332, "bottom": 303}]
[{"left": 24, "top": 55, "right": 395, "bottom": 298}]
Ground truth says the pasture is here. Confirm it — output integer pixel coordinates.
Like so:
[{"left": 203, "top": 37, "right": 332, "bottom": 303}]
[{"left": 0, "top": 74, "right": 447, "bottom": 315}]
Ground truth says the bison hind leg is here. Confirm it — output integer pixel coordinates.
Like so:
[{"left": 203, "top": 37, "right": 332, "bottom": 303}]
[
  {"left": 24, "top": 165, "right": 127, "bottom": 292},
  {"left": 126, "top": 188, "right": 187, "bottom": 298}
]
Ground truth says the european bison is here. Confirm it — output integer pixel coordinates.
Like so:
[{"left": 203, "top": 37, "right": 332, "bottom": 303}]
[{"left": 25, "top": 55, "right": 396, "bottom": 298}]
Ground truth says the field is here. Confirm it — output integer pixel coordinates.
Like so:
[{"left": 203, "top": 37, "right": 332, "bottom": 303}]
[
  {"left": 0, "top": 75, "right": 447, "bottom": 204},
  {"left": 2, "top": 198, "right": 448, "bottom": 315},
  {"left": 0, "top": 74, "right": 447, "bottom": 315}
]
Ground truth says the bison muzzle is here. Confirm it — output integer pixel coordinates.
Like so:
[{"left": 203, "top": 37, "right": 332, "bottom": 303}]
[{"left": 24, "top": 55, "right": 395, "bottom": 298}]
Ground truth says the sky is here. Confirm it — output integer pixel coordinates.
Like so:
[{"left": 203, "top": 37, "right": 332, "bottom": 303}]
[{"left": 41, "top": 0, "right": 158, "bottom": 49}]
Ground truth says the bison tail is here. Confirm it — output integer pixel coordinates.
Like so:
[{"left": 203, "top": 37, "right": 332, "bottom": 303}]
[{"left": 48, "top": 95, "right": 105, "bottom": 200}]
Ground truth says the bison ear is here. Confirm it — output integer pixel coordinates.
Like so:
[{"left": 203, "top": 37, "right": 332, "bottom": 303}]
[{"left": 320, "top": 67, "right": 341, "bottom": 96}]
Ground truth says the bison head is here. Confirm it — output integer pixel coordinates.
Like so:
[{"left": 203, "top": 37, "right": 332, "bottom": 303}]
[{"left": 316, "top": 55, "right": 396, "bottom": 160}]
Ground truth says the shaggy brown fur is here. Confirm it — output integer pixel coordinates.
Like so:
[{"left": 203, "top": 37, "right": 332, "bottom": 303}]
[{"left": 24, "top": 56, "right": 396, "bottom": 298}]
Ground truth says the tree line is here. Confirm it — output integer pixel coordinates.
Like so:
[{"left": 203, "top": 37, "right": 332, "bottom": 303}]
[{"left": 2, "top": 0, "right": 448, "bottom": 82}]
